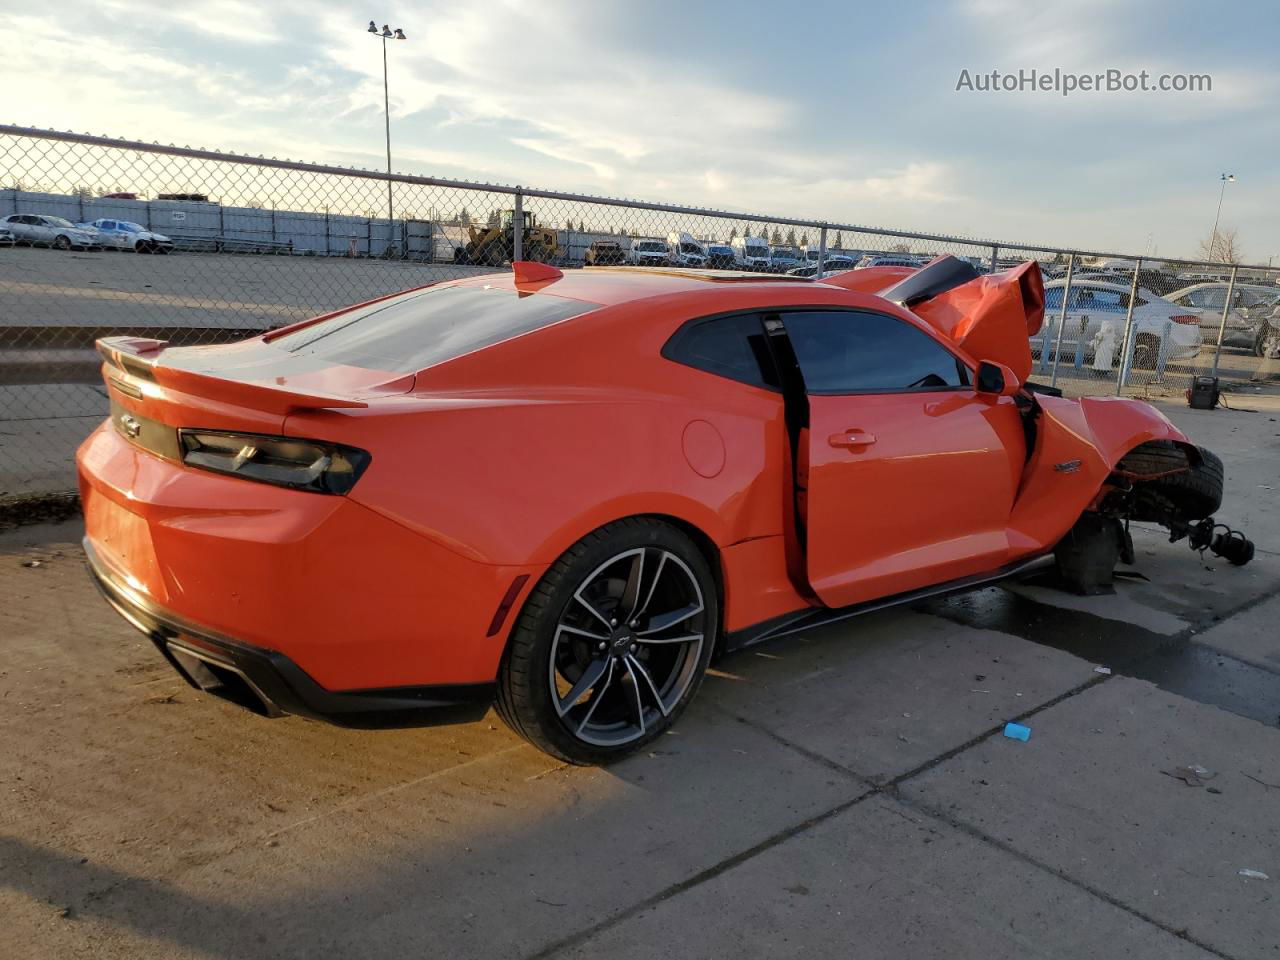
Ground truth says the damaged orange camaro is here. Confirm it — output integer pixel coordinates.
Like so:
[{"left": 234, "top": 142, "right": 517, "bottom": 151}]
[{"left": 78, "top": 256, "right": 1251, "bottom": 763}]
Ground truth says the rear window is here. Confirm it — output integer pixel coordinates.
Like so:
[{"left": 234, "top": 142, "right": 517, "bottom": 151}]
[{"left": 272, "top": 284, "right": 598, "bottom": 372}]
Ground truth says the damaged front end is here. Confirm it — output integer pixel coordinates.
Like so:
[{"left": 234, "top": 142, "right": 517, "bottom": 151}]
[{"left": 1060, "top": 440, "right": 1254, "bottom": 594}]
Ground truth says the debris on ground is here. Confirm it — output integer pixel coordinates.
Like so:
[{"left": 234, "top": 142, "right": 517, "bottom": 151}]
[
  {"left": 1238, "top": 868, "right": 1270, "bottom": 880},
  {"left": 21, "top": 559, "right": 42, "bottom": 568},
  {"left": 1003, "top": 722, "right": 1031, "bottom": 742},
  {"left": 1093, "top": 666, "right": 1113, "bottom": 675},
  {"left": 1162, "top": 764, "right": 1216, "bottom": 787}
]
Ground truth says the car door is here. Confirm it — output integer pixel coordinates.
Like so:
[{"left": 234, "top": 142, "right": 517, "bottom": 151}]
[
  {"left": 6, "top": 215, "right": 35, "bottom": 243},
  {"left": 780, "top": 308, "right": 1024, "bottom": 608}
]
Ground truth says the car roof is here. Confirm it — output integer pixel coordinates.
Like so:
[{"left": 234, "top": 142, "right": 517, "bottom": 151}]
[{"left": 1045, "top": 278, "right": 1131, "bottom": 292}]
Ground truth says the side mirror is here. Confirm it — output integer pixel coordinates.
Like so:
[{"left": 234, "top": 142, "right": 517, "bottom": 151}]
[{"left": 976, "top": 360, "right": 1021, "bottom": 397}]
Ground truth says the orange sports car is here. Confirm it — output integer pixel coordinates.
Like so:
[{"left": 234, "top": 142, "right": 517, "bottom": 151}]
[{"left": 79, "top": 256, "right": 1248, "bottom": 764}]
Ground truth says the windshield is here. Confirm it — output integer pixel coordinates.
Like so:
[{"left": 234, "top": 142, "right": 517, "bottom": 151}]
[
  {"left": 771, "top": 249, "right": 799, "bottom": 260},
  {"left": 708, "top": 246, "right": 731, "bottom": 254},
  {"left": 746, "top": 246, "right": 768, "bottom": 258},
  {"left": 118, "top": 221, "right": 143, "bottom": 232},
  {"left": 46, "top": 217, "right": 76, "bottom": 228},
  {"left": 271, "top": 284, "right": 599, "bottom": 373},
  {"left": 680, "top": 243, "right": 702, "bottom": 254},
  {"left": 636, "top": 241, "right": 664, "bottom": 252}
]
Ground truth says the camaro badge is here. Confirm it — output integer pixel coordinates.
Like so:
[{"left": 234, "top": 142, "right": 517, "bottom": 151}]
[{"left": 1054, "top": 459, "right": 1083, "bottom": 474}]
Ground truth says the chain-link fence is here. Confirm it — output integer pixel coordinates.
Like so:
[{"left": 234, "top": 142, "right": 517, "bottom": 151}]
[{"left": 2, "top": 125, "right": 1277, "bottom": 507}]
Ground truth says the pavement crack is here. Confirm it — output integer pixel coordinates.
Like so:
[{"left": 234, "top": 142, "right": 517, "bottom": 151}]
[
  {"left": 884, "top": 793, "right": 1247, "bottom": 960},
  {"left": 520, "top": 786, "right": 875, "bottom": 960}
]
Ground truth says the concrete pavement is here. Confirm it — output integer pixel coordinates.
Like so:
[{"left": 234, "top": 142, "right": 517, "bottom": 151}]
[{"left": 2, "top": 399, "right": 1279, "bottom": 959}]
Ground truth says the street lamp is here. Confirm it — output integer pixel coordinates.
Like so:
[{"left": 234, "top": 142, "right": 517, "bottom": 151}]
[
  {"left": 367, "top": 19, "right": 407, "bottom": 253},
  {"left": 1203, "top": 174, "right": 1233, "bottom": 261}
]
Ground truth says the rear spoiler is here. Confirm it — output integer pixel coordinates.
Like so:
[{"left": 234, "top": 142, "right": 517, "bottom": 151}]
[{"left": 97, "top": 336, "right": 370, "bottom": 415}]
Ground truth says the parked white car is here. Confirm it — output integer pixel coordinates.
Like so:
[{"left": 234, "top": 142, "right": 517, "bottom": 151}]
[
  {"left": 78, "top": 218, "right": 174, "bottom": 254},
  {"left": 2, "top": 214, "right": 99, "bottom": 250},
  {"left": 0, "top": 223, "right": 15, "bottom": 246},
  {"left": 628, "top": 238, "right": 669, "bottom": 267},
  {"left": 1036, "top": 279, "right": 1203, "bottom": 369}
]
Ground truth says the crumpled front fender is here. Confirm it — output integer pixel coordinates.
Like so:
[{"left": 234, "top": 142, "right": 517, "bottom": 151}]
[{"left": 1008, "top": 395, "right": 1192, "bottom": 554}]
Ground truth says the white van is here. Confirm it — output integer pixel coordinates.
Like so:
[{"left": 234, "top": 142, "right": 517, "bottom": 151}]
[
  {"left": 731, "top": 235, "right": 771, "bottom": 271},
  {"left": 666, "top": 232, "right": 707, "bottom": 268}
]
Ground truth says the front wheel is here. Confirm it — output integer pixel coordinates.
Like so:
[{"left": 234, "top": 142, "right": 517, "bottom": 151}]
[
  {"left": 496, "top": 518, "right": 718, "bottom": 765},
  {"left": 52, "top": 235, "right": 71, "bottom": 250}
]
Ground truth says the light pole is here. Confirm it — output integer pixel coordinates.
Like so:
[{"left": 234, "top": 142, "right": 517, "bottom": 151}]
[
  {"left": 367, "top": 20, "right": 406, "bottom": 254},
  {"left": 1203, "top": 174, "right": 1233, "bottom": 261}
]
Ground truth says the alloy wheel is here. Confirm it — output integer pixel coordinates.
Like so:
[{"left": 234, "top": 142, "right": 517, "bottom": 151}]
[{"left": 548, "top": 547, "right": 706, "bottom": 747}]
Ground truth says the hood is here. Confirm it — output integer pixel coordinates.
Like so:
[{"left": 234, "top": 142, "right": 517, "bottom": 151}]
[{"left": 908, "top": 260, "right": 1045, "bottom": 384}]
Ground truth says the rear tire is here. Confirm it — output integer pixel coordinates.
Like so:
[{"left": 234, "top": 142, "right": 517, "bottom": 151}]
[{"left": 496, "top": 518, "right": 718, "bottom": 765}]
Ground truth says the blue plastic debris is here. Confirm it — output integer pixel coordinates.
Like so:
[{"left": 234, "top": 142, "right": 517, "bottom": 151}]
[{"left": 1003, "top": 722, "right": 1032, "bottom": 742}]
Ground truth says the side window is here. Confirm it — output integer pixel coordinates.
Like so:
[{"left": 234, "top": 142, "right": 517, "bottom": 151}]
[
  {"left": 101, "top": 220, "right": 116, "bottom": 230},
  {"left": 780, "top": 310, "right": 968, "bottom": 394},
  {"left": 663, "top": 313, "right": 780, "bottom": 391}
]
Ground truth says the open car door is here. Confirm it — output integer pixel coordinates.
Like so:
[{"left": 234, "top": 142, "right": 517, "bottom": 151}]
[{"left": 779, "top": 308, "right": 1026, "bottom": 608}]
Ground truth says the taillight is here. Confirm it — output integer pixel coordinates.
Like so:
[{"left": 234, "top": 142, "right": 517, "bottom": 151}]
[
  {"left": 178, "top": 430, "right": 371, "bottom": 494},
  {"left": 1170, "top": 314, "right": 1201, "bottom": 325}
]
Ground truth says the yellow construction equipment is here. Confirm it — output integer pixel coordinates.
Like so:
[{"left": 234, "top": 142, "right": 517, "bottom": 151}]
[{"left": 453, "top": 209, "right": 558, "bottom": 266}]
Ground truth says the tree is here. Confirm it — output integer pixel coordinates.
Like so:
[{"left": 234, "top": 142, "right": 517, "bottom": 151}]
[
  {"left": 890, "top": 242, "right": 910, "bottom": 253},
  {"left": 771, "top": 227, "right": 783, "bottom": 244},
  {"left": 728, "top": 227, "right": 738, "bottom": 240},
  {"left": 458, "top": 207, "right": 471, "bottom": 227},
  {"left": 833, "top": 230, "right": 844, "bottom": 249},
  {"left": 1198, "top": 225, "right": 1244, "bottom": 264},
  {"left": 785, "top": 228, "right": 797, "bottom": 247}
]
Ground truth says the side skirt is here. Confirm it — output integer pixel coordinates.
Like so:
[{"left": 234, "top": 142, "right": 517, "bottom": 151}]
[{"left": 722, "top": 553, "right": 1054, "bottom": 652}]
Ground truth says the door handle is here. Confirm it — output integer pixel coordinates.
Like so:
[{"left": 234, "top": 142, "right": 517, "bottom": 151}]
[{"left": 828, "top": 429, "right": 876, "bottom": 449}]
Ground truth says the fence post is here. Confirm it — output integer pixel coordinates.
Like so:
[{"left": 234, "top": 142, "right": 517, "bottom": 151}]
[
  {"left": 1049, "top": 253, "right": 1076, "bottom": 388},
  {"left": 512, "top": 189, "right": 523, "bottom": 262},
  {"left": 816, "top": 225, "right": 828, "bottom": 277},
  {"left": 324, "top": 208, "right": 329, "bottom": 256},
  {"left": 989, "top": 244, "right": 999, "bottom": 274},
  {"left": 1211, "top": 265, "right": 1238, "bottom": 376},
  {"left": 1115, "top": 257, "right": 1143, "bottom": 393}
]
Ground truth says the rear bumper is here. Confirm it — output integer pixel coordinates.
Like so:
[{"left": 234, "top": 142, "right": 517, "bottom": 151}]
[{"left": 86, "top": 538, "right": 493, "bottom": 726}]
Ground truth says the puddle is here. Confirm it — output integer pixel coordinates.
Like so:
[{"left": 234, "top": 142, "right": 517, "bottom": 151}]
[{"left": 918, "top": 584, "right": 1280, "bottom": 729}]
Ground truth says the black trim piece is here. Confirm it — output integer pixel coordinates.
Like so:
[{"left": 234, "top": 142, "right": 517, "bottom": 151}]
[
  {"left": 1023, "top": 380, "right": 1064, "bottom": 397},
  {"left": 879, "top": 254, "right": 980, "bottom": 307},
  {"left": 85, "top": 539, "right": 493, "bottom": 727},
  {"left": 722, "top": 553, "right": 1054, "bottom": 652}
]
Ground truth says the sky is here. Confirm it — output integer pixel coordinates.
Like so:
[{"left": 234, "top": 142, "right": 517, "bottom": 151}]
[{"left": 2, "top": 0, "right": 1277, "bottom": 262}]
